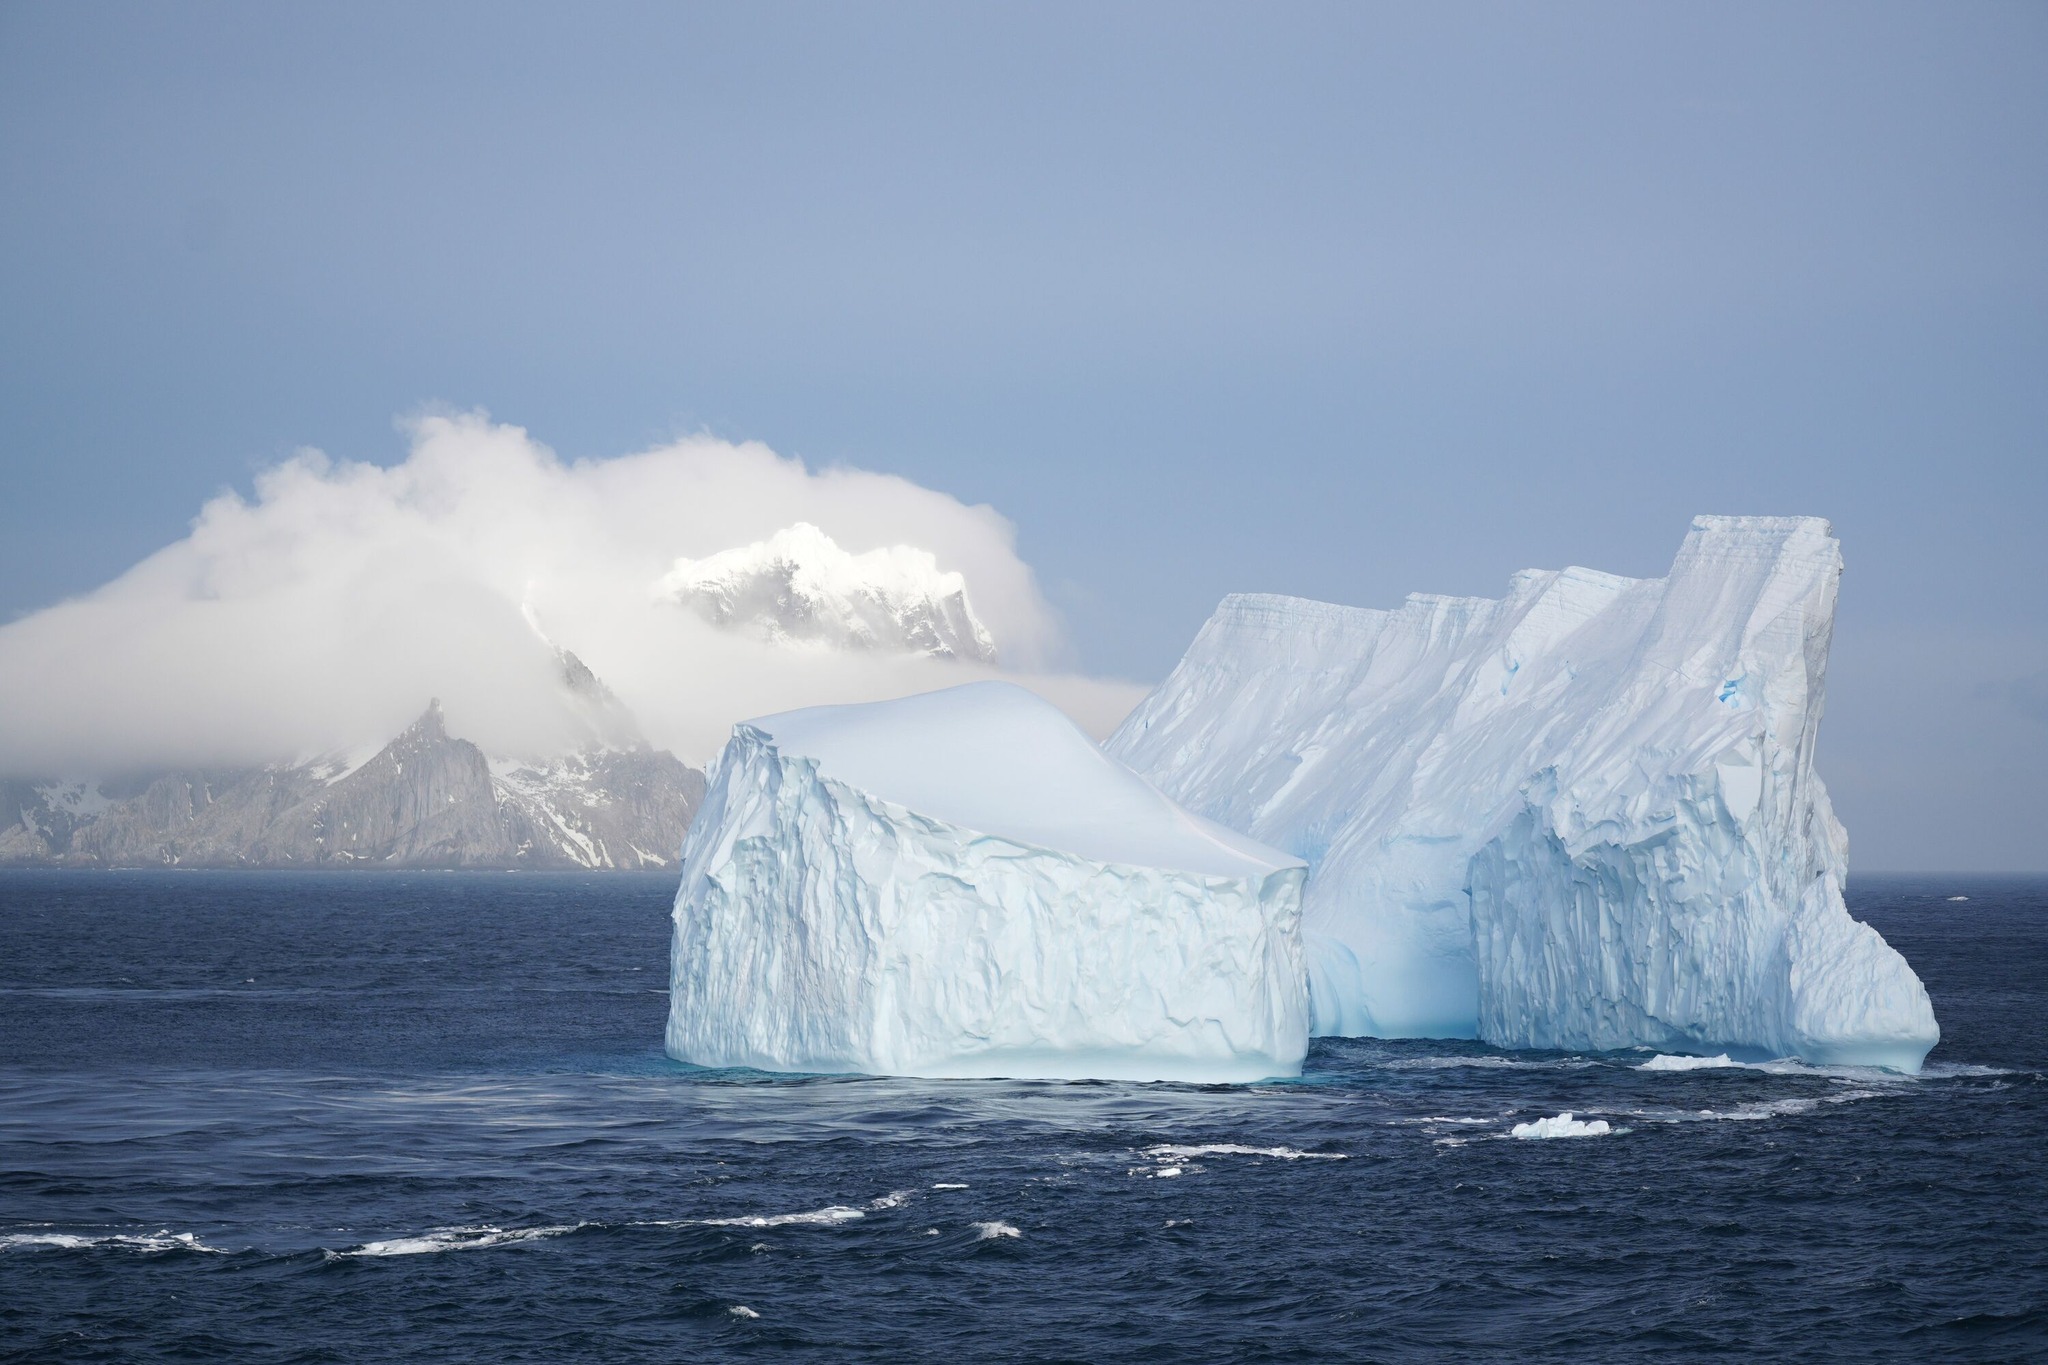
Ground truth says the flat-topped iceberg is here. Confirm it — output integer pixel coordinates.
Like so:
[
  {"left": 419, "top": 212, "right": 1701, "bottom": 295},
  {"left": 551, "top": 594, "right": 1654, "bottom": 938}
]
[
  {"left": 1108, "top": 516, "right": 1939, "bottom": 1072},
  {"left": 666, "top": 681, "right": 1310, "bottom": 1081}
]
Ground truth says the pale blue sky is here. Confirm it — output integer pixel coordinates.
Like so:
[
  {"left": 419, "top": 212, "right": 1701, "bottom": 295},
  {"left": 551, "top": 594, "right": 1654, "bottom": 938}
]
[{"left": 1, "top": 2, "right": 2043, "bottom": 867}]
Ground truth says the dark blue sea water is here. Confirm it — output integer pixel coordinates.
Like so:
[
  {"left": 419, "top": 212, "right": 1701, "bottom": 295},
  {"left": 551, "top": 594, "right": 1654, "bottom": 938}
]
[{"left": 1, "top": 871, "right": 2043, "bottom": 1362}]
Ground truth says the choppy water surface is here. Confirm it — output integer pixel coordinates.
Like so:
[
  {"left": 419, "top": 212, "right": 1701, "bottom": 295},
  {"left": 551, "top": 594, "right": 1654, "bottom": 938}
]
[{"left": 1, "top": 871, "right": 2043, "bottom": 1361}]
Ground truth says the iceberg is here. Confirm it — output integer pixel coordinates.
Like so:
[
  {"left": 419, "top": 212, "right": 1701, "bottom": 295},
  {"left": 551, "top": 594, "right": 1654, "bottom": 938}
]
[
  {"left": 1107, "top": 516, "right": 1939, "bottom": 1072},
  {"left": 1511, "top": 1113, "right": 1612, "bottom": 1140},
  {"left": 665, "top": 681, "right": 1310, "bottom": 1081}
]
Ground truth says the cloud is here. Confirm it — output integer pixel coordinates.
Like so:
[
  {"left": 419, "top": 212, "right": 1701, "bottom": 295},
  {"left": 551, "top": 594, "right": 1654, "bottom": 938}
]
[{"left": 0, "top": 413, "right": 1145, "bottom": 773}]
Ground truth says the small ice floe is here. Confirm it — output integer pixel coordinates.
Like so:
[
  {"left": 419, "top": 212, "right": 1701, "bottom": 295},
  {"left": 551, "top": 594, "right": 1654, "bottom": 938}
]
[
  {"left": 1510, "top": 1112, "right": 1612, "bottom": 1139},
  {"left": 972, "top": 1221, "right": 1021, "bottom": 1240},
  {"left": 1638, "top": 1053, "right": 1741, "bottom": 1071},
  {"left": 866, "top": 1191, "right": 913, "bottom": 1211},
  {"left": 1947, "top": 895, "right": 1969, "bottom": 902},
  {"left": 1154, "top": 1166, "right": 1183, "bottom": 1178},
  {"left": 729, "top": 1305, "right": 760, "bottom": 1320},
  {"left": 1163, "top": 1218, "right": 1194, "bottom": 1228}
]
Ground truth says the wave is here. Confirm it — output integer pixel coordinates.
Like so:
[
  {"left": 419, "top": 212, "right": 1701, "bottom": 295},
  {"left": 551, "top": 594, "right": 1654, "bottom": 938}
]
[
  {"left": 696, "top": 1205, "right": 867, "bottom": 1228},
  {"left": 1636, "top": 1053, "right": 2015, "bottom": 1083},
  {"left": 335, "top": 1223, "right": 583, "bottom": 1257},
  {"left": 1380, "top": 1055, "right": 1600, "bottom": 1072},
  {"left": 1142, "top": 1143, "right": 1346, "bottom": 1161},
  {"left": 1638, "top": 1053, "right": 1742, "bottom": 1071},
  {"left": 0, "top": 1229, "right": 225, "bottom": 1255},
  {"left": 1629, "top": 1089, "right": 1888, "bottom": 1124},
  {"left": 972, "top": 1221, "right": 1021, "bottom": 1240}
]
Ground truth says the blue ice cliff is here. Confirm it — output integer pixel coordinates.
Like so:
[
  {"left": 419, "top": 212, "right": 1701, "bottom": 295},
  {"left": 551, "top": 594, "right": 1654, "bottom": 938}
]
[
  {"left": 666, "top": 682, "right": 1309, "bottom": 1082},
  {"left": 1107, "top": 516, "right": 1939, "bottom": 1072}
]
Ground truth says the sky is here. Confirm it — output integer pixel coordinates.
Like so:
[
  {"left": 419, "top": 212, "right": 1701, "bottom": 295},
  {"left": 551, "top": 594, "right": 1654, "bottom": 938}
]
[{"left": 0, "top": 2, "right": 2043, "bottom": 869}]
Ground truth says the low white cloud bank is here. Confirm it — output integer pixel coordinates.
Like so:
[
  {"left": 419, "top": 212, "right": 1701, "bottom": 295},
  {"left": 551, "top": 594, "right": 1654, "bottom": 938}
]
[{"left": 0, "top": 413, "right": 1145, "bottom": 773}]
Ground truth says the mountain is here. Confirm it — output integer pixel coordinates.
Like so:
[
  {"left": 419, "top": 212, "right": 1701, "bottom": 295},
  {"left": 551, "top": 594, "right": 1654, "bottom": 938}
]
[
  {"left": 655, "top": 522, "right": 999, "bottom": 662},
  {"left": 1, "top": 672, "right": 705, "bottom": 871}
]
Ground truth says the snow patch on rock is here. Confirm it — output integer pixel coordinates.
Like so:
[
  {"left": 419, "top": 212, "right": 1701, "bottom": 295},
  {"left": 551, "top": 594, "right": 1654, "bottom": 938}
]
[{"left": 656, "top": 522, "right": 998, "bottom": 662}]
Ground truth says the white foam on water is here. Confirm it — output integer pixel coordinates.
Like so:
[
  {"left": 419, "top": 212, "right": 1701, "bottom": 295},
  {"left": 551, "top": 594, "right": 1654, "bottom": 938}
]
[
  {"left": 866, "top": 1191, "right": 913, "bottom": 1211},
  {"left": 1697, "top": 1090, "right": 1885, "bottom": 1122},
  {"left": 1154, "top": 1166, "right": 1184, "bottom": 1178},
  {"left": 1143, "top": 1143, "right": 1346, "bottom": 1161},
  {"left": 1947, "top": 895, "right": 1969, "bottom": 902},
  {"left": 729, "top": 1305, "right": 760, "bottom": 1320},
  {"left": 698, "top": 1205, "right": 866, "bottom": 1228},
  {"left": 1384, "top": 1055, "right": 1599, "bottom": 1073},
  {"left": 1920, "top": 1062, "right": 2015, "bottom": 1079},
  {"left": 931, "top": 1182, "right": 968, "bottom": 1190},
  {"left": 1637, "top": 1053, "right": 1989, "bottom": 1083},
  {"left": 1164, "top": 1218, "right": 1194, "bottom": 1228},
  {"left": 973, "top": 1220, "right": 1022, "bottom": 1240},
  {"left": 340, "top": 1223, "right": 581, "bottom": 1257},
  {"left": 1510, "top": 1112, "right": 1613, "bottom": 1139},
  {"left": 1395, "top": 1116, "right": 1499, "bottom": 1127},
  {"left": 1639, "top": 1053, "right": 1742, "bottom": 1071},
  {"left": 0, "top": 1229, "right": 225, "bottom": 1255},
  {"left": 1618, "top": 1088, "right": 1890, "bottom": 1126}
]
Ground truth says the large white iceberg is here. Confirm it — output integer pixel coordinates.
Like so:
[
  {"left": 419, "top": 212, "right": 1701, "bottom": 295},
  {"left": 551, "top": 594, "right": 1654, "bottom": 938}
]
[
  {"left": 666, "top": 681, "right": 1309, "bottom": 1081},
  {"left": 1107, "top": 516, "right": 1939, "bottom": 1071}
]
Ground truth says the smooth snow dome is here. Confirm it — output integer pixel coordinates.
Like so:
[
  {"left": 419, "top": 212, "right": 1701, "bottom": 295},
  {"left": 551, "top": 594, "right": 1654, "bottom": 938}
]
[
  {"left": 667, "top": 681, "right": 1310, "bottom": 1082},
  {"left": 1109, "top": 515, "right": 1940, "bottom": 1073},
  {"left": 755, "top": 682, "right": 1300, "bottom": 882}
]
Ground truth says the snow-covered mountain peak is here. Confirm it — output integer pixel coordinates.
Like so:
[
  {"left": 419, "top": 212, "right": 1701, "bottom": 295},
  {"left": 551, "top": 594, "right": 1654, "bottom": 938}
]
[{"left": 654, "top": 522, "right": 998, "bottom": 662}]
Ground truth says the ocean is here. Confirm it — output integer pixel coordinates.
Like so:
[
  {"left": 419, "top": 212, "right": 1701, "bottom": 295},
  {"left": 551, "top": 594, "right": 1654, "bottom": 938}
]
[{"left": 1, "top": 870, "right": 2042, "bottom": 1361}]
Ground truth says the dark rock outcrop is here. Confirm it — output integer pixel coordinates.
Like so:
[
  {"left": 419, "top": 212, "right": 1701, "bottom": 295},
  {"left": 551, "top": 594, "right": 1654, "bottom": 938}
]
[{"left": 1, "top": 703, "right": 705, "bottom": 870}]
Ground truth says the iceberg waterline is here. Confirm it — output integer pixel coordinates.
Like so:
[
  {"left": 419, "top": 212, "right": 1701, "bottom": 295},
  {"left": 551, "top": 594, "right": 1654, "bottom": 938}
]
[
  {"left": 665, "top": 681, "right": 1310, "bottom": 1082},
  {"left": 1108, "top": 515, "right": 1938, "bottom": 1073}
]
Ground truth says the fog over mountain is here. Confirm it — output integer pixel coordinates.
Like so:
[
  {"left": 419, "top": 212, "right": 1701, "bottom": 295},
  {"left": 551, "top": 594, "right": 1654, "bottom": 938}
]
[{"left": 0, "top": 413, "right": 1144, "bottom": 777}]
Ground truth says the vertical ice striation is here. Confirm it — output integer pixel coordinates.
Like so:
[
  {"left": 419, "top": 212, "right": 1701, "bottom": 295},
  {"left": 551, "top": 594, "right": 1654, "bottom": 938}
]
[
  {"left": 1107, "top": 516, "right": 1939, "bottom": 1071},
  {"left": 666, "top": 682, "right": 1310, "bottom": 1081}
]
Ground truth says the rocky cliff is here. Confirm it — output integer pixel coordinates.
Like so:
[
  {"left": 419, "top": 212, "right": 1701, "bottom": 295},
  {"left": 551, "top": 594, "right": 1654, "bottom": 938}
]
[{"left": 1, "top": 702, "right": 704, "bottom": 870}]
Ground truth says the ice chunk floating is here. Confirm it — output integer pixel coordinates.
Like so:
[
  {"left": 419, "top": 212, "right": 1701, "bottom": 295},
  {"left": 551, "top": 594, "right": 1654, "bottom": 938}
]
[
  {"left": 1108, "top": 516, "right": 1939, "bottom": 1071},
  {"left": 666, "top": 681, "right": 1309, "bottom": 1081},
  {"left": 1511, "top": 1113, "right": 1612, "bottom": 1140}
]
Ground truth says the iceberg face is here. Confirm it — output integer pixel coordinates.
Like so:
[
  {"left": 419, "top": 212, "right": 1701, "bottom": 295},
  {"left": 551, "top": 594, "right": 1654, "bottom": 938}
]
[
  {"left": 666, "top": 681, "right": 1309, "bottom": 1082},
  {"left": 1107, "top": 516, "right": 1939, "bottom": 1072}
]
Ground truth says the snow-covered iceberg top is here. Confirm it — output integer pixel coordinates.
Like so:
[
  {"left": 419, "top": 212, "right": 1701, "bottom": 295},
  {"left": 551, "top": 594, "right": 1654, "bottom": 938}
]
[
  {"left": 1107, "top": 515, "right": 1939, "bottom": 1072},
  {"left": 666, "top": 681, "right": 1310, "bottom": 1082}
]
